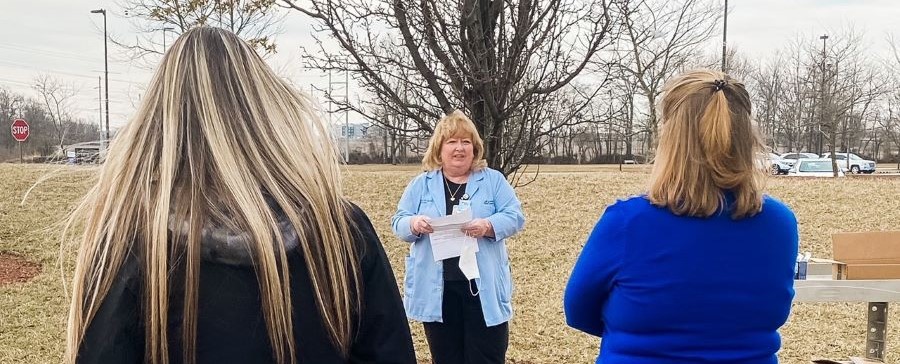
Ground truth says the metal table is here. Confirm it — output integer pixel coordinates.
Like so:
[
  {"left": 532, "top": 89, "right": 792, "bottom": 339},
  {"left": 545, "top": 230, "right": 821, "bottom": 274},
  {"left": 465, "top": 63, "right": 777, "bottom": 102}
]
[{"left": 794, "top": 278, "right": 900, "bottom": 361}]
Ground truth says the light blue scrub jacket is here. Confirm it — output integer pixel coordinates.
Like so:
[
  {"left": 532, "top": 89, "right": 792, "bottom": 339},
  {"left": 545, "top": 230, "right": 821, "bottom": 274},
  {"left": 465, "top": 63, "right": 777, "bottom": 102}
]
[{"left": 391, "top": 167, "right": 525, "bottom": 326}]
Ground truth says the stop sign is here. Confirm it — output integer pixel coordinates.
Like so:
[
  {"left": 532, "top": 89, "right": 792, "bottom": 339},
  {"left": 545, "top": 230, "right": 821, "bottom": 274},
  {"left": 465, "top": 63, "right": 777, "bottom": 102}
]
[{"left": 11, "top": 119, "right": 28, "bottom": 142}]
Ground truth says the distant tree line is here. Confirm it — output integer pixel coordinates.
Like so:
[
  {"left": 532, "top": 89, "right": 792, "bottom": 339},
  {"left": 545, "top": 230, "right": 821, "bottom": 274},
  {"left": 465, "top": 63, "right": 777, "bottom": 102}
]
[
  {"left": 0, "top": 81, "right": 101, "bottom": 162},
  {"left": 7, "top": 0, "right": 900, "bottom": 173},
  {"left": 284, "top": 0, "right": 900, "bottom": 176}
]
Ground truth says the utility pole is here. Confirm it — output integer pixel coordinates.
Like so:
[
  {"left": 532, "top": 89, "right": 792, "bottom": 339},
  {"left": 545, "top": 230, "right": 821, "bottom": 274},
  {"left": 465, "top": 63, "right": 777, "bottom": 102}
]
[
  {"left": 328, "top": 61, "right": 351, "bottom": 163},
  {"left": 344, "top": 58, "right": 350, "bottom": 164},
  {"left": 328, "top": 70, "right": 335, "bottom": 159}
]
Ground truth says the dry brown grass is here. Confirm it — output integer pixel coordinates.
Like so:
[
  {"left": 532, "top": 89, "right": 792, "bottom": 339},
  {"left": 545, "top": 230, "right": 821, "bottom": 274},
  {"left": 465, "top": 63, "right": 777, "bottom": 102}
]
[{"left": 1, "top": 163, "right": 899, "bottom": 363}]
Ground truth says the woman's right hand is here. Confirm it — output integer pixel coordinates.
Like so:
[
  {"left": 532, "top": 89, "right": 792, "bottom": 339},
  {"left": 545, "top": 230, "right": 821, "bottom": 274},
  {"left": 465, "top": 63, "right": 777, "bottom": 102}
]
[{"left": 410, "top": 215, "right": 433, "bottom": 236}]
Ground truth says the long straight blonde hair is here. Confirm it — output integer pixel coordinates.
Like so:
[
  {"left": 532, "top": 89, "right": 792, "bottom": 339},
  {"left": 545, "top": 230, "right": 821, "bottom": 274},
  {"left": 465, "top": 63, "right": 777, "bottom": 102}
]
[
  {"left": 64, "top": 27, "right": 360, "bottom": 364},
  {"left": 648, "top": 69, "right": 765, "bottom": 219}
]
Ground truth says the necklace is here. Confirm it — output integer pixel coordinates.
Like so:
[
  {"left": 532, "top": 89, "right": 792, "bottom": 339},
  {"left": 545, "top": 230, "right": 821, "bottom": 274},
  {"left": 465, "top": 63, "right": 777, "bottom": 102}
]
[{"left": 445, "top": 176, "right": 464, "bottom": 202}]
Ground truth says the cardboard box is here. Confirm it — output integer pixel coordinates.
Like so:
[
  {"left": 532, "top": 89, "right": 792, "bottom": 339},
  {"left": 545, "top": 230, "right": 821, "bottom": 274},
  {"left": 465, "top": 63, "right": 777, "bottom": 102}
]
[
  {"left": 843, "top": 264, "right": 900, "bottom": 280},
  {"left": 832, "top": 231, "right": 900, "bottom": 280},
  {"left": 833, "top": 231, "right": 900, "bottom": 264},
  {"left": 806, "top": 258, "right": 847, "bottom": 280},
  {"left": 807, "top": 261, "right": 835, "bottom": 277}
]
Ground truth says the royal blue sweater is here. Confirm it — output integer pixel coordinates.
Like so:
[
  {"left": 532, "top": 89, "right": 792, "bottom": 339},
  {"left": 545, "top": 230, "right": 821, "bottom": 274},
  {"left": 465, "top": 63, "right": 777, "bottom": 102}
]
[{"left": 565, "top": 195, "right": 798, "bottom": 364}]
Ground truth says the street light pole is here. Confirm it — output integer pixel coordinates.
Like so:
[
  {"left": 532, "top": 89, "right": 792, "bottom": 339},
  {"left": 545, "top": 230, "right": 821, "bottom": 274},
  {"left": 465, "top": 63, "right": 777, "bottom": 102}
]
[
  {"left": 97, "top": 76, "right": 103, "bottom": 156},
  {"left": 162, "top": 27, "right": 175, "bottom": 50},
  {"left": 90, "top": 9, "right": 109, "bottom": 142},
  {"left": 344, "top": 58, "right": 350, "bottom": 164},
  {"left": 721, "top": 0, "right": 728, "bottom": 72},
  {"left": 819, "top": 34, "right": 828, "bottom": 156}
]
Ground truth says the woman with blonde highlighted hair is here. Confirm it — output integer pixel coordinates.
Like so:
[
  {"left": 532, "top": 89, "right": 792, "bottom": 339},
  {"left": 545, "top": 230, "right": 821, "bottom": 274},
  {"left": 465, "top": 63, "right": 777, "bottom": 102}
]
[
  {"left": 565, "top": 69, "right": 798, "bottom": 363},
  {"left": 64, "top": 27, "right": 414, "bottom": 364},
  {"left": 392, "top": 110, "right": 525, "bottom": 364}
]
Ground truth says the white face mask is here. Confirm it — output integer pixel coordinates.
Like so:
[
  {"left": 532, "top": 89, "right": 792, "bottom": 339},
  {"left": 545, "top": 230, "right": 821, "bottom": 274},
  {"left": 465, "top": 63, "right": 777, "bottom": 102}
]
[{"left": 459, "top": 243, "right": 480, "bottom": 281}]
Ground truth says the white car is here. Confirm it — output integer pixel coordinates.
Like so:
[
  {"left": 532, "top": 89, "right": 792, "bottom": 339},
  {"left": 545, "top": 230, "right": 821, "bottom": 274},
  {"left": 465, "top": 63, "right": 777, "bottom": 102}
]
[
  {"left": 765, "top": 153, "right": 792, "bottom": 175},
  {"left": 819, "top": 152, "right": 876, "bottom": 174},
  {"left": 786, "top": 158, "right": 846, "bottom": 177},
  {"left": 779, "top": 152, "right": 819, "bottom": 167}
]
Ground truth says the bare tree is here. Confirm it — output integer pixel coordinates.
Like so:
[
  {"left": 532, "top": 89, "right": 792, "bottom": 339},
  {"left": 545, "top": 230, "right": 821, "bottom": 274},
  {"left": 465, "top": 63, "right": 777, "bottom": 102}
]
[
  {"left": 747, "top": 30, "right": 886, "bottom": 173},
  {"left": 0, "top": 88, "right": 25, "bottom": 149},
  {"left": 719, "top": 47, "right": 755, "bottom": 82},
  {"left": 115, "top": 0, "right": 284, "bottom": 64},
  {"left": 607, "top": 68, "right": 645, "bottom": 159},
  {"left": 881, "top": 95, "right": 900, "bottom": 168},
  {"left": 33, "top": 75, "right": 77, "bottom": 152},
  {"left": 547, "top": 85, "right": 638, "bottom": 164},
  {"left": 747, "top": 53, "right": 788, "bottom": 152},
  {"left": 282, "top": 0, "right": 617, "bottom": 177},
  {"left": 890, "top": 33, "right": 900, "bottom": 74},
  {"left": 0, "top": 88, "right": 23, "bottom": 124},
  {"left": 811, "top": 30, "right": 887, "bottom": 175},
  {"left": 772, "top": 36, "right": 821, "bottom": 154},
  {"left": 614, "top": 0, "right": 721, "bottom": 147},
  {"left": 0, "top": 88, "right": 26, "bottom": 158},
  {"left": 335, "top": 57, "right": 425, "bottom": 165},
  {"left": 883, "top": 34, "right": 900, "bottom": 166}
]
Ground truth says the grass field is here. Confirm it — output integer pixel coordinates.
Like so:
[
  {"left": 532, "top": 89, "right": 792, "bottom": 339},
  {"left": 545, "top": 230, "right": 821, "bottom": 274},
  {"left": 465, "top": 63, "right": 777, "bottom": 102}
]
[{"left": 1, "top": 163, "right": 899, "bottom": 363}]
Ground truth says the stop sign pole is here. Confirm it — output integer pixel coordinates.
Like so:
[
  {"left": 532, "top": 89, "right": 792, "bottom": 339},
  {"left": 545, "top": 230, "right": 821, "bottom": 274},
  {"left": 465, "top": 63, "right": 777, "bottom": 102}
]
[{"left": 11, "top": 118, "right": 29, "bottom": 163}]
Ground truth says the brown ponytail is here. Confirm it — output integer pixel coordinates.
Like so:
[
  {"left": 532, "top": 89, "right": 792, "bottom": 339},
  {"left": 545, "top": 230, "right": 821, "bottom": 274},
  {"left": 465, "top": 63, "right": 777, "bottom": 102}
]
[
  {"left": 700, "top": 89, "right": 733, "bottom": 170},
  {"left": 649, "top": 69, "right": 765, "bottom": 219}
]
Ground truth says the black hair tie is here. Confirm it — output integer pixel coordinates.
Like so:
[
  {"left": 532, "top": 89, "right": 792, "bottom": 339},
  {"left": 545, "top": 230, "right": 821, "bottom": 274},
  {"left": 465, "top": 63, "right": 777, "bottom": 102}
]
[{"left": 713, "top": 79, "right": 727, "bottom": 92}]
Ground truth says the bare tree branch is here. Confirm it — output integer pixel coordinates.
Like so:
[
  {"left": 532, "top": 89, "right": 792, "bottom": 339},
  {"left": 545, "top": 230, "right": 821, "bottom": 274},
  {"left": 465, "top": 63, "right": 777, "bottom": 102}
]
[
  {"left": 114, "top": 0, "right": 284, "bottom": 66},
  {"left": 283, "top": 0, "right": 617, "bottom": 176},
  {"left": 32, "top": 75, "right": 78, "bottom": 152}
]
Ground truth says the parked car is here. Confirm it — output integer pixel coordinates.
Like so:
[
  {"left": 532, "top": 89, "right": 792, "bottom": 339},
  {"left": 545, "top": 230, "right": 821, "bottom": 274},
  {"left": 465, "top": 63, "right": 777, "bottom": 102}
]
[
  {"left": 786, "top": 158, "right": 846, "bottom": 177},
  {"left": 779, "top": 152, "right": 819, "bottom": 167},
  {"left": 819, "top": 152, "right": 876, "bottom": 174},
  {"left": 766, "top": 153, "right": 792, "bottom": 175}
]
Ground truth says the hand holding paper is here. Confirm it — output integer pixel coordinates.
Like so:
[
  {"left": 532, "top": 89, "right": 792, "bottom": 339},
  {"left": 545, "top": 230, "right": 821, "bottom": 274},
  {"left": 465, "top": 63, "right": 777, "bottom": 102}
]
[
  {"left": 462, "top": 218, "right": 494, "bottom": 239},
  {"left": 410, "top": 215, "right": 433, "bottom": 235},
  {"left": 429, "top": 209, "right": 479, "bottom": 261}
]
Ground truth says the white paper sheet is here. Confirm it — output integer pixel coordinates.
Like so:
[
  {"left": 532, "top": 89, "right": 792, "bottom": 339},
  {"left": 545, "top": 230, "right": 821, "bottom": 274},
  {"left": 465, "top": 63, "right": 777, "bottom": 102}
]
[{"left": 429, "top": 209, "right": 478, "bottom": 261}]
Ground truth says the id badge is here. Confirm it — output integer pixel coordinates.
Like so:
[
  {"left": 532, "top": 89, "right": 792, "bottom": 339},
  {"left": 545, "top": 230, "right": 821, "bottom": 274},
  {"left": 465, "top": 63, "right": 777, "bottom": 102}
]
[{"left": 453, "top": 195, "right": 472, "bottom": 215}]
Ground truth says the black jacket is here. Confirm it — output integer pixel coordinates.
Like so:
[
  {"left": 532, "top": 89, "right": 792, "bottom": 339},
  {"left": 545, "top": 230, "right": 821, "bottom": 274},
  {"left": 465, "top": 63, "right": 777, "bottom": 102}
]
[{"left": 77, "top": 204, "right": 416, "bottom": 364}]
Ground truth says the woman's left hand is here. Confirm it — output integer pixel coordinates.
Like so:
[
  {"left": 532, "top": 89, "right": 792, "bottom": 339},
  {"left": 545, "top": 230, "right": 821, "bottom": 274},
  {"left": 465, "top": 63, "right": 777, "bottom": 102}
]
[{"left": 462, "top": 218, "right": 495, "bottom": 239}]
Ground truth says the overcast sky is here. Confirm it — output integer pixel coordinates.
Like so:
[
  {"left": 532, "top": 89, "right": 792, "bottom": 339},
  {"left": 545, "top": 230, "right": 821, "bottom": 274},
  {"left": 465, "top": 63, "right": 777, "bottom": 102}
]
[{"left": 1, "top": 0, "right": 898, "bottom": 129}]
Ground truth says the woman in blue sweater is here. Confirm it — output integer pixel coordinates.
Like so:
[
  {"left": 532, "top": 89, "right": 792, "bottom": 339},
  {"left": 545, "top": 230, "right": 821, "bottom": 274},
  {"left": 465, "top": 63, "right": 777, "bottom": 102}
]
[{"left": 564, "top": 69, "right": 798, "bottom": 364}]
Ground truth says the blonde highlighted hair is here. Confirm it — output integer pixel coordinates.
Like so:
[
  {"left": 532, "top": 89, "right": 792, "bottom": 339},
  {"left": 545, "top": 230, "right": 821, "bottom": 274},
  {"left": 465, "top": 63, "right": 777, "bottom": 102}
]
[
  {"left": 64, "top": 27, "right": 360, "bottom": 364},
  {"left": 648, "top": 69, "right": 765, "bottom": 219},
  {"left": 422, "top": 110, "right": 487, "bottom": 171}
]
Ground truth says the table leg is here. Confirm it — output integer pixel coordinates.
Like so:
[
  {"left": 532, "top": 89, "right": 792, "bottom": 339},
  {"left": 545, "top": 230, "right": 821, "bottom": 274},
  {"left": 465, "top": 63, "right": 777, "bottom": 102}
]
[{"left": 866, "top": 302, "right": 887, "bottom": 361}]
